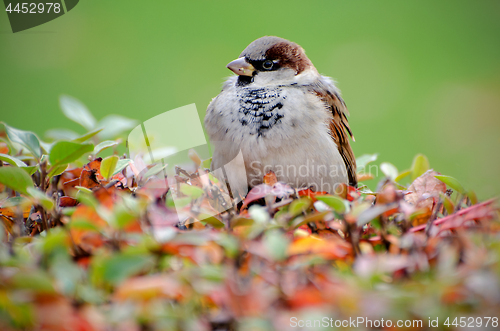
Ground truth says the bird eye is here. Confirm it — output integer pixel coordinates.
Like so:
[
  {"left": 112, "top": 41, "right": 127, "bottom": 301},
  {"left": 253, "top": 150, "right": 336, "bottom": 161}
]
[{"left": 262, "top": 60, "right": 273, "bottom": 70}]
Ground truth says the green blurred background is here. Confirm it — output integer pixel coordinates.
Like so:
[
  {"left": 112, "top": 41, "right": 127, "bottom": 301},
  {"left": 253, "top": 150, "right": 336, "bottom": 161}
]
[{"left": 1, "top": 0, "right": 499, "bottom": 198}]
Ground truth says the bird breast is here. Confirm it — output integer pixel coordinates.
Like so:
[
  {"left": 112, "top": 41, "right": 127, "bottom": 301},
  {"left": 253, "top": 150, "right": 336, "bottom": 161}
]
[{"left": 205, "top": 78, "right": 349, "bottom": 192}]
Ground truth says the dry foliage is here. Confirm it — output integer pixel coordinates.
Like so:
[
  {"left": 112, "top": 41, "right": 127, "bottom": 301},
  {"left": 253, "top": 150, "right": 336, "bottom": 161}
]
[{"left": 0, "top": 97, "right": 499, "bottom": 331}]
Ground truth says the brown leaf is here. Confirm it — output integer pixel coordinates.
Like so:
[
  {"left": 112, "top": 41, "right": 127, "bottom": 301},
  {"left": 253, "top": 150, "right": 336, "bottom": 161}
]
[
  {"left": 59, "top": 196, "right": 78, "bottom": 207},
  {"left": 80, "top": 158, "right": 104, "bottom": 190},
  {"left": 404, "top": 170, "right": 446, "bottom": 225}
]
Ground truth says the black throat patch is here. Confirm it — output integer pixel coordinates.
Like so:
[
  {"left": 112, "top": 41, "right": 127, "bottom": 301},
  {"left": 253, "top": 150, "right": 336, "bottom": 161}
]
[{"left": 237, "top": 87, "right": 285, "bottom": 137}]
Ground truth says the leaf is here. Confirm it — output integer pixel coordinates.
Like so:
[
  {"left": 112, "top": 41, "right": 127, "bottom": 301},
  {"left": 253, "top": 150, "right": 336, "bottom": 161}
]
[
  {"left": 26, "top": 187, "right": 54, "bottom": 210},
  {"left": 241, "top": 184, "right": 273, "bottom": 208},
  {"left": 404, "top": 170, "right": 447, "bottom": 225},
  {"left": 467, "top": 190, "right": 478, "bottom": 205},
  {"left": 199, "top": 214, "right": 225, "bottom": 229},
  {"left": 100, "top": 155, "right": 119, "bottom": 181},
  {"left": 356, "top": 204, "right": 397, "bottom": 226},
  {"left": 0, "top": 166, "right": 34, "bottom": 195},
  {"left": 0, "top": 153, "right": 27, "bottom": 167},
  {"left": 112, "top": 158, "right": 132, "bottom": 176},
  {"left": 288, "top": 198, "right": 312, "bottom": 217},
  {"left": 22, "top": 165, "right": 38, "bottom": 175},
  {"left": 93, "top": 140, "right": 119, "bottom": 155},
  {"left": 72, "top": 128, "right": 104, "bottom": 143},
  {"left": 2, "top": 123, "right": 41, "bottom": 159},
  {"left": 102, "top": 254, "right": 153, "bottom": 285},
  {"left": 405, "top": 170, "right": 447, "bottom": 206},
  {"left": 202, "top": 157, "right": 212, "bottom": 169},
  {"left": 356, "top": 154, "right": 378, "bottom": 173},
  {"left": 188, "top": 149, "right": 202, "bottom": 166},
  {"left": 49, "top": 141, "right": 94, "bottom": 167},
  {"left": 59, "top": 95, "right": 96, "bottom": 130},
  {"left": 395, "top": 169, "right": 411, "bottom": 183},
  {"left": 47, "top": 164, "right": 68, "bottom": 178},
  {"left": 263, "top": 230, "right": 289, "bottom": 261},
  {"left": 142, "top": 162, "right": 168, "bottom": 179},
  {"left": 96, "top": 115, "right": 138, "bottom": 139},
  {"left": 288, "top": 236, "right": 351, "bottom": 259},
  {"left": 114, "top": 275, "right": 182, "bottom": 301},
  {"left": 263, "top": 171, "right": 277, "bottom": 186},
  {"left": 315, "top": 195, "right": 348, "bottom": 214},
  {"left": 180, "top": 183, "right": 204, "bottom": 199},
  {"left": 291, "top": 211, "right": 331, "bottom": 229},
  {"left": 434, "top": 175, "right": 466, "bottom": 195},
  {"left": 45, "top": 128, "right": 80, "bottom": 141},
  {"left": 410, "top": 154, "right": 430, "bottom": 181},
  {"left": 380, "top": 162, "right": 398, "bottom": 180}
]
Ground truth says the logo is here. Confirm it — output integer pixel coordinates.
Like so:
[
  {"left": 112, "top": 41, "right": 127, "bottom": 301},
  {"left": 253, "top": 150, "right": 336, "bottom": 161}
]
[{"left": 3, "top": 0, "right": 79, "bottom": 33}]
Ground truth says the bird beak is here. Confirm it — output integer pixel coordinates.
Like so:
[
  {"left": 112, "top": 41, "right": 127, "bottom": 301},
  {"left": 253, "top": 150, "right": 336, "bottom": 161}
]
[{"left": 226, "top": 57, "right": 255, "bottom": 76}]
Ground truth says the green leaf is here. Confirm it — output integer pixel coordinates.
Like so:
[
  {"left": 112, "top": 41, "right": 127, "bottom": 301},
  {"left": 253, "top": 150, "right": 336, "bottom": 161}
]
[
  {"left": 96, "top": 115, "right": 138, "bottom": 140},
  {"left": 100, "top": 155, "right": 119, "bottom": 180},
  {"left": 112, "top": 158, "right": 131, "bottom": 176},
  {"left": 11, "top": 270, "right": 55, "bottom": 294},
  {"left": 70, "top": 219, "right": 101, "bottom": 232},
  {"left": 0, "top": 196, "right": 28, "bottom": 208},
  {"left": 380, "top": 162, "right": 398, "bottom": 181},
  {"left": 39, "top": 140, "right": 53, "bottom": 155},
  {"left": 202, "top": 157, "right": 212, "bottom": 169},
  {"left": 0, "top": 166, "right": 34, "bottom": 195},
  {"left": 410, "top": 154, "right": 430, "bottom": 181},
  {"left": 0, "top": 153, "right": 27, "bottom": 167},
  {"left": 356, "top": 154, "right": 378, "bottom": 173},
  {"left": 26, "top": 187, "right": 54, "bottom": 210},
  {"left": 288, "top": 198, "right": 312, "bottom": 217},
  {"left": 72, "top": 128, "right": 103, "bottom": 143},
  {"left": 199, "top": 214, "right": 225, "bottom": 228},
  {"left": 263, "top": 230, "right": 289, "bottom": 261},
  {"left": 142, "top": 162, "right": 168, "bottom": 179},
  {"left": 45, "top": 128, "right": 80, "bottom": 141},
  {"left": 434, "top": 175, "right": 466, "bottom": 195},
  {"left": 395, "top": 169, "right": 411, "bottom": 183},
  {"left": 2, "top": 123, "right": 41, "bottom": 159},
  {"left": 102, "top": 254, "right": 153, "bottom": 285},
  {"left": 315, "top": 195, "right": 348, "bottom": 214},
  {"left": 467, "top": 190, "right": 478, "bottom": 205},
  {"left": 113, "top": 205, "right": 136, "bottom": 229},
  {"left": 22, "top": 165, "right": 38, "bottom": 175},
  {"left": 231, "top": 217, "right": 254, "bottom": 227},
  {"left": 49, "top": 141, "right": 94, "bottom": 167},
  {"left": 47, "top": 164, "right": 68, "bottom": 178},
  {"left": 440, "top": 193, "right": 455, "bottom": 215},
  {"left": 180, "top": 183, "right": 204, "bottom": 199},
  {"left": 59, "top": 95, "right": 96, "bottom": 130},
  {"left": 93, "top": 140, "right": 119, "bottom": 155}
]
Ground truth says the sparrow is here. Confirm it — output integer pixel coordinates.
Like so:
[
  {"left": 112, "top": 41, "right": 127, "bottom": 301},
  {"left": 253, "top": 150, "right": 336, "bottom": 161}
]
[{"left": 204, "top": 36, "right": 356, "bottom": 196}]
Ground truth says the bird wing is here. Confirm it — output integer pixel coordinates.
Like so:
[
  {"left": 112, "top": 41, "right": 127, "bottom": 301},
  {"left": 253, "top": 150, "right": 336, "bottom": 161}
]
[{"left": 308, "top": 77, "right": 357, "bottom": 187}]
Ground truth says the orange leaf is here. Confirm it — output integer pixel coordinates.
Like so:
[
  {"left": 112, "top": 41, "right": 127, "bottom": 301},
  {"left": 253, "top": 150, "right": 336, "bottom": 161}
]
[
  {"left": 0, "top": 142, "right": 9, "bottom": 154},
  {"left": 263, "top": 170, "right": 277, "bottom": 186},
  {"left": 288, "top": 236, "right": 352, "bottom": 259},
  {"left": 114, "top": 275, "right": 185, "bottom": 302},
  {"left": 297, "top": 188, "right": 328, "bottom": 202}
]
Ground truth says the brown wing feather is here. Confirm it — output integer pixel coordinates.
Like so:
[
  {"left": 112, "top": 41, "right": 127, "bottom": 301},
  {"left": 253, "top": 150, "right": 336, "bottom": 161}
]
[{"left": 309, "top": 81, "right": 357, "bottom": 187}]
